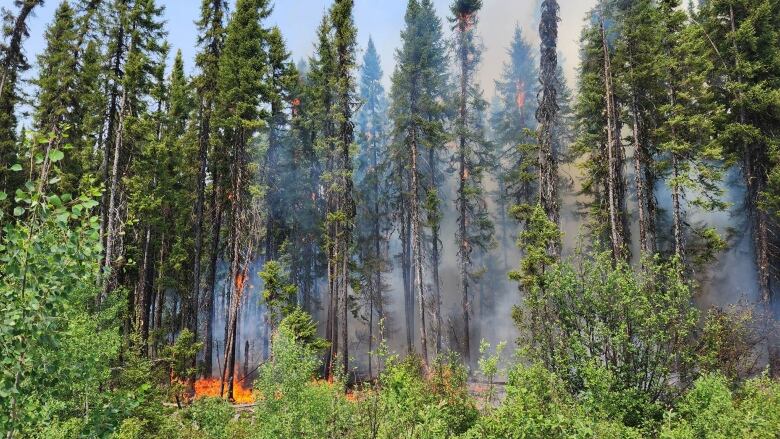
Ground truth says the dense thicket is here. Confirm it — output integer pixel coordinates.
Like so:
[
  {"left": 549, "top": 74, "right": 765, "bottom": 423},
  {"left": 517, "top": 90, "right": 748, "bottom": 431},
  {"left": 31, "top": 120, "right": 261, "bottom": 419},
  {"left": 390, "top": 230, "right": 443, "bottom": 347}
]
[{"left": 2, "top": 0, "right": 780, "bottom": 437}]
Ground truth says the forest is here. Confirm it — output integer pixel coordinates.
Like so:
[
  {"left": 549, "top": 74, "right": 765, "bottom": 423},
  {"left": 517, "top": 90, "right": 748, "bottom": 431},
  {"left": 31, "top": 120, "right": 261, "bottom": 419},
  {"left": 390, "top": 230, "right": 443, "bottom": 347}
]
[{"left": 1, "top": 0, "right": 780, "bottom": 437}]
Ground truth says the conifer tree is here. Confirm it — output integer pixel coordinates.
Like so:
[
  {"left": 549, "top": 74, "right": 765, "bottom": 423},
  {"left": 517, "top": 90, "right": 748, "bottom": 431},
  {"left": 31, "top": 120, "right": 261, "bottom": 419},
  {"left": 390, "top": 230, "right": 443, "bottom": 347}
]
[
  {"left": 328, "top": 0, "right": 357, "bottom": 377},
  {"left": 390, "top": 0, "right": 448, "bottom": 364},
  {"left": 656, "top": 0, "right": 726, "bottom": 264},
  {"left": 263, "top": 26, "right": 297, "bottom": 262},
  {"left": 0, "top": 0, "right": 45, "bottom": 201},
  {"left": 214, "top": 0, "right": 270, "bottom": 401},
  {"left": 700, "top": 0, "right": 780, "bottom": 305},
  {"left": 355, "top": 36, "right": 390, "bottom": 376},
  {"left": 193, "top": 0, "right": 227, "bottom": 377},
  {"left": 492, "top": 25, "right": 538, "bottom": 268},
  {"left": 450, "top": 0, "right": 494, "bottom": 363},
  {"left": 100, "top": 0, "right": 166, "bottom": 301},
  {"left": 32, "top": 1, "right": 83, "bottom": 194},
  {"left": 537, "top": 0, "right": 561, "bottom": 240}
]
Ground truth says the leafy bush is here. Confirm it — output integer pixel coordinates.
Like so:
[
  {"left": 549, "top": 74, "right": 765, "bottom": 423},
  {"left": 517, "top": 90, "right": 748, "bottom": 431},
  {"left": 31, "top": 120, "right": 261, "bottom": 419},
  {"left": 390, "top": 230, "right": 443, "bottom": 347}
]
[{"left": 661, "top": 373, "right": 780, "bottom": 438}]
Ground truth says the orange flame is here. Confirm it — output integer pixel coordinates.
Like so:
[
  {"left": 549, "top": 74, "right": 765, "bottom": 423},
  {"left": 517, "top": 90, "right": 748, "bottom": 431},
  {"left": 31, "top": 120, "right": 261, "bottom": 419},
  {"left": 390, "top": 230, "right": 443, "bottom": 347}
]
[
  {"left": 194, "top": 377, "right": 255, "bottom": 404},
  {"left": 235, "top": 272, "right": 247, "bottom": 293},
  {"left": 515, "top": 80, "right": 526, "bottom": 111}
]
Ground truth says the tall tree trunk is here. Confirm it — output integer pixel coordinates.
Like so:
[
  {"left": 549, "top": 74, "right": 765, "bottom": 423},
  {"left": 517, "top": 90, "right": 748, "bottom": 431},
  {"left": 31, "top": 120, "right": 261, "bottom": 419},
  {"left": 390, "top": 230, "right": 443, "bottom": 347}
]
[
  {"left": 430, "top": 145, "right": 442, "bottom": 354},
  {"left": 410, "top": 123, "right": 429, "bottom": 365},
  {"left": 192, "top": 99, "right": 209, "bottom": 362},
  {"left": 203, "top": 180, "right": 223, "bottom": 376},
  {"left": 631, "top": 95, "right": 655, "bottom": 257},
  {"left": 537, "top": 0, "right": 561, "bottom": 245},
  {"left": 457, "top": 15, "right": 472, "bottom": 364},
  {"left": 671, "top": 154, "right": 684, "bottom": 259},
  {"left": 101, "top": 89, "right": 128, "bottom": 302},
  {"left": 401, "top": 206, "right": 413, "bottom": 353},
  {"left": 600, "top": 20, "right": 626, "bottom": 261}
]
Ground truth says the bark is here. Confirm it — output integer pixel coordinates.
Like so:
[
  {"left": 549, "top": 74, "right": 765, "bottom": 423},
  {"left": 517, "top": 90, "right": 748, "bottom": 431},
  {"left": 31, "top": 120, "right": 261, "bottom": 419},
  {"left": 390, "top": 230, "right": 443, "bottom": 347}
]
[
  {"left": 134, "top": 226, "right": 152, "bottom": 351},
  {"left": 402, "top": 206, "right": 414, "bottom": 353},
  {"left": 631, "top": 96, "right": 656, "bottom": 257}
]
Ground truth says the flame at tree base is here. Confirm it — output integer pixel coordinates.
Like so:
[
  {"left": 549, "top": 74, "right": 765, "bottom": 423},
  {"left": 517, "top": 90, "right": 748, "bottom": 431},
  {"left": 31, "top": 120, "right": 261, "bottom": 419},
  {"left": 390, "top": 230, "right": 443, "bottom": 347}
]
[{"left": 194, "top": 377, "right": 255, "bottom": 404}]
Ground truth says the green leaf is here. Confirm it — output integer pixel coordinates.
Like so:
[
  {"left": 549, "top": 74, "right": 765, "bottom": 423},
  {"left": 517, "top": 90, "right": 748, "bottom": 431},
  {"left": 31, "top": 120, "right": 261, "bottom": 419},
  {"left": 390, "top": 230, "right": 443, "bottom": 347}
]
[
  {"left": 0, "top": 191, "right": 6, "bottom": 201},
  {"left": 50, "top": 150, "right": 65, "bottom": 162},
  {"left": 10, "top": 164, "right": 22, "bottom": 172},
  {"left": 13, "top": 207, "right": 24, "bottom": 217}
]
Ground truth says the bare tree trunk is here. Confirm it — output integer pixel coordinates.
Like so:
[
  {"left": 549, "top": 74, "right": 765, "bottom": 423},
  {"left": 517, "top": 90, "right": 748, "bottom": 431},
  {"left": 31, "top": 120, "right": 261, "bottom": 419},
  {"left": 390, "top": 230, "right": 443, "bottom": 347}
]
[
  {"left": 134, "top": 227, "right": 152, "bottom": 350},
  {"left": 631, "top": 97, "right": 655, "bottom": 257},
  {"left": 600, "top": 20, "right": 626, "bottom": 261},
  {"left": 401, "top": 207, "right": 413, "bottom": 353},
  {"left": 101, "top": 89, "right": 128, "bottom": 302},
  {"left": 671, "top": 154, "right": 684, "bottom": 259},
  {"left": 410, "top": 123, "right": 429, "bottom": 365}
]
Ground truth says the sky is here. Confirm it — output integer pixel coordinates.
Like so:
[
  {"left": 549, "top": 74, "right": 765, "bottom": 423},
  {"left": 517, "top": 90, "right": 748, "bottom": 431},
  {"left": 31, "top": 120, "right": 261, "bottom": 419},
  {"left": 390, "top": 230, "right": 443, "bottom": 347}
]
[{"left": 20, "top": 0, "right": 598, "bottom": 98}]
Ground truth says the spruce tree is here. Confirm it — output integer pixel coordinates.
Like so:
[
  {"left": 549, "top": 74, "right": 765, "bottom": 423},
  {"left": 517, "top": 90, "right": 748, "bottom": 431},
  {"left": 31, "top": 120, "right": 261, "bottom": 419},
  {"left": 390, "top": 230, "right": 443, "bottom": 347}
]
[
  {"left": 491, "top": 25, "right": 538, "bottom": 269},
  {"left": 0, "top": 0, "right": 45, "bottom": 202},
  {"left": 450, "top": 0, "right": 494, "bottom": 363},
  {"left": 355, "top": 36, "right": 390, "bottom": 376},
  {"left": 701, "top": 0, "right": 780, "bottom": 305},
  {"left": 328, "top": 0, "right": 357, "bottom": 377},
  {"left": 193, "top": 0, "right": 227, "bottom": 378},
  {"left": 214, "top": 0, "right": 271, "bottom": 401},
  {"left": 656, "top": 0, "right": 726, "bottom": 265},
  {"left": 390, "top": 0, "right": 449, "bottom": 364},
  {"left": 100, "top": 0, "right": 166, "bottom": 301},
  {"left": 537, "top": 0, "right": 561, "bottom": 239},
  {"left": 32, "top": 1, "right": 82, "bottom": 193}
]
